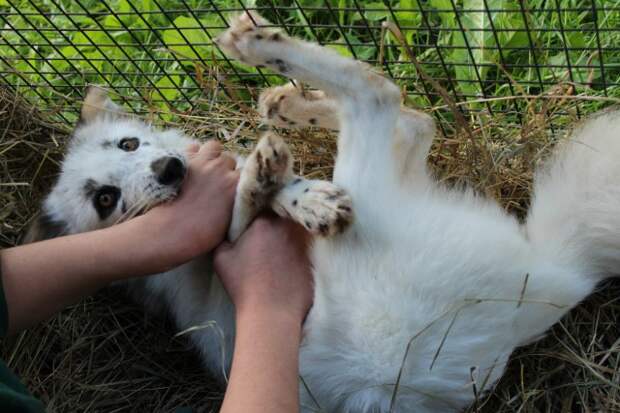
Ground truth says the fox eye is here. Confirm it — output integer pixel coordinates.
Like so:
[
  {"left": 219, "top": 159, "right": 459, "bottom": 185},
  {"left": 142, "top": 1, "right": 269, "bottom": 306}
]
[
  {"left": 119, "top": 137, "right": 140, "bottom": 152},
  {"left": 98, "top": 192, "right": 115, "bottom": 208},
  {"left": 93, "top": 186, "right": 120, "bottom": 219}
]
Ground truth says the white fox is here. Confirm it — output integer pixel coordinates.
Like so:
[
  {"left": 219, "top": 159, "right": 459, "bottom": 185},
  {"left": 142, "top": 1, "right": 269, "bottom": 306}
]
[
  {"left": 215, "top": 12, "right": 620, "bottom": 412},
  {"left": 28, "top": 10, "right": 620, "bottom": 413}
]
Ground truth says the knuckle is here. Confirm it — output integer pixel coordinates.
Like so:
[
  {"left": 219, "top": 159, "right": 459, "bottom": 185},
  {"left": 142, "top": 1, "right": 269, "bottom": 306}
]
[
  {"left": 205, "top": 158, "right": 221, "bottom": 170},
  {"left": 210, "top": 158, "right": 223, "bottom": 168},
  {"left": 205, "top": 140, "right": 222, "bottom": 151}
]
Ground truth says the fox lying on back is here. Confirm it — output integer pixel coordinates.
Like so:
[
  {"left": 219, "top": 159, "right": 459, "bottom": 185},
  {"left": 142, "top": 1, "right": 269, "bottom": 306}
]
[
  {"left": 217, "top": 13, "right": 620, "bottom": 412},
  {"left": 29, "top": 11, "right": 620, "bottom": 413}
]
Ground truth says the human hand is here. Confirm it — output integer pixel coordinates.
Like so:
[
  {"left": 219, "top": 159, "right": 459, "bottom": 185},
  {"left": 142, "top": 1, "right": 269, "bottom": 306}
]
[
  {"left": 213, "top": 214, "right": 313, "bottom": 323},
  {"left": 146, "top": 140, "right": 239, "bottom": 265}
]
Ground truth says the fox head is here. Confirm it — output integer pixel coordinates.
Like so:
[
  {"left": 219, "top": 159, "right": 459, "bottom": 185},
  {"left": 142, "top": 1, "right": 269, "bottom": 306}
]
[{"left": 24, "top": 87, "right": 195, "bottom": 242}]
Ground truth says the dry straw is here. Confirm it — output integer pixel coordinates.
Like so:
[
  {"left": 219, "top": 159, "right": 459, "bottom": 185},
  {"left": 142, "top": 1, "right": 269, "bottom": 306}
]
[{"left": 1, "top": 75, "right": 619, "bottom": 411}]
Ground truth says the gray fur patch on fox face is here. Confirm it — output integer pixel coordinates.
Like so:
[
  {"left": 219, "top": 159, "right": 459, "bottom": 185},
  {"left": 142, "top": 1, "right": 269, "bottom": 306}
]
[{"left": 41, "top": 92, "right": 195, "bottom": 236}]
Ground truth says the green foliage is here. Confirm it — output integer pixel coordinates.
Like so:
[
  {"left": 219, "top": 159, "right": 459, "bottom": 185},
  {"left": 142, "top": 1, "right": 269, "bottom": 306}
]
[{"left": 0, "top": 0, "right": 619, "bottom": 121}]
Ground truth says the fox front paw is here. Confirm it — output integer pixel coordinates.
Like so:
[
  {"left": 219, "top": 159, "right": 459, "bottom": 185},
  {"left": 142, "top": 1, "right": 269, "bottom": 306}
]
[
  {"left": 252, "top": 132, "right": 293, "bottom": 191},
  {"left": 216, "top": 12, "right": 290, "bottom": 73},
  {"left": 284, "top": 181, "right": 353, "bottom": 236},
  {"left": 258, "top": 84, "right": 303, "bottom": 128},
  {"left": 258, "top": 84, "right": 336, "bottom": 129}
]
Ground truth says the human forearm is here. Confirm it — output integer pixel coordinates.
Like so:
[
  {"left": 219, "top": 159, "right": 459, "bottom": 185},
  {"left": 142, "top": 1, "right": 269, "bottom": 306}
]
[
  {"left": 0, "top": 211, "right": 208, "bottom": 335},
  {"left": 220, "top": 307, "right": 302, "bottom": 413},
  {"left": 0, "top": 141, "right": 238, "bottom": 335},
  {"left": 214, "top": 217, "right": 312, "bottom": 413}
]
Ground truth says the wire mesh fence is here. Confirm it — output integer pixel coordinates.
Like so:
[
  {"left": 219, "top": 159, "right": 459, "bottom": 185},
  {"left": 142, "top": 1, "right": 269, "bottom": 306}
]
[
  {"left": 1, "top": 0, "right": 619, "bottom": 130},
  {"left": 2, "top": 4, "right": 620, "bottom": 411}
]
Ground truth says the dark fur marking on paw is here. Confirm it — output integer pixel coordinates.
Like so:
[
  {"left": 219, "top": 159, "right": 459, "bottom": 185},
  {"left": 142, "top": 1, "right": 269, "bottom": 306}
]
[
  {"left": 264, "top": 156, "right": 272, "bottom": 173},
  {"left": 265, "top": 59, "right": 289, "bottom": 73},
  {"left": 267, "top": 104, "right": 277, "bottom": 118},
  {"left": 249, "top": 190, "right": 259, "bottom": 206},
  {"left": 274, "top": 59, "right": 288, "bottom": 73},
  {"left": 336, "top": 216, "right": 349, "bottom": 233},
  {"left": 256, "top": 152, "right": 264, "bottom": 178},
  {"left": 309, "top": 118, "right": 317, "bottom": 125}
]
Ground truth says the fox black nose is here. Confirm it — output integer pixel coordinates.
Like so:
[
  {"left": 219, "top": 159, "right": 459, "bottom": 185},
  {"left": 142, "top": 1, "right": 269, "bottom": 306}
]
[{"left": 151, "top": 156, "right": 186, "bottom": 186}]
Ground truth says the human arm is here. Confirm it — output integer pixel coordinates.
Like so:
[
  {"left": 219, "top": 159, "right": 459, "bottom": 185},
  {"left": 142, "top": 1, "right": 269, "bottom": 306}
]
[
  {"left": 0, "top": 141, "right": 238, "bottom": 335},
  {"left": 213, "top": 215, "right": 312, "bottom": 413}
]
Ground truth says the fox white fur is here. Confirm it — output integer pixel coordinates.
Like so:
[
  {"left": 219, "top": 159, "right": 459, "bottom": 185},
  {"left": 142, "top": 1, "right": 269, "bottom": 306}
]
[
  {"left": 26, "top": 85, "right": 353, "bottom": 382},
  {"left": 27, "top": 11, "right": 620, "bottom": 413}
]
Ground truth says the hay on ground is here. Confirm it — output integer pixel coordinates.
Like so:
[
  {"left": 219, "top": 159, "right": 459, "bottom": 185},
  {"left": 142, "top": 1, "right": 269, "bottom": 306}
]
[{"left": 0, "top": 84, "right": 618, "bottom": 412}]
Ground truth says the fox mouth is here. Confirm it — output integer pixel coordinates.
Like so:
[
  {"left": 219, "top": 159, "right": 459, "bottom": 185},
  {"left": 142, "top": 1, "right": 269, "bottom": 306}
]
[{"left": 117, "top": 183, "right": 183, "bottom": 223}]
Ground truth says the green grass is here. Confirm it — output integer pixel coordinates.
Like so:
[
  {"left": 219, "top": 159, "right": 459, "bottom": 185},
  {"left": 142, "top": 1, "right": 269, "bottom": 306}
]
[{"left": 1, "top": 0, "right": 620, "bottom": 123}]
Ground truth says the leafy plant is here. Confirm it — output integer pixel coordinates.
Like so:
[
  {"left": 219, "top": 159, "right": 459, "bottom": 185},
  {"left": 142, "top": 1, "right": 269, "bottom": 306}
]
[{"left": 0, "top": 0, "right": 618, "bottom": 122}]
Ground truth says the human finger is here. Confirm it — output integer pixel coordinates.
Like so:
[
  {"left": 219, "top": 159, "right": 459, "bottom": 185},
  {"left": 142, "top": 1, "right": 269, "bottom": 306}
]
[
  {"left": 198, "top": 140, "right": 223, "bottom": 160},
  {"left": 186, "top": 143, "right": 200, "bottom": 155},
  {"left": 219, "top": 153, "right": 238, "bottom": 170}
]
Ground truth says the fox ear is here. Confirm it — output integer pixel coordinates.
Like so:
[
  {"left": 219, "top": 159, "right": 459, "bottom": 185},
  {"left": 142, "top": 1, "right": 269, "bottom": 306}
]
[
  {"left": 21, "top": 212, "right": 67, "bottom": 244},
  {"left": 78, "top": 86, "right": 125, "bottom": 125}
]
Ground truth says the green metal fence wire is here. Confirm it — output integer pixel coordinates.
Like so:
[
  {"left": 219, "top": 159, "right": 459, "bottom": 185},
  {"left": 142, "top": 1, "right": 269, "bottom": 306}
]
[{"left": 0, "top": 0, "right": 619, "bottom": 127}]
